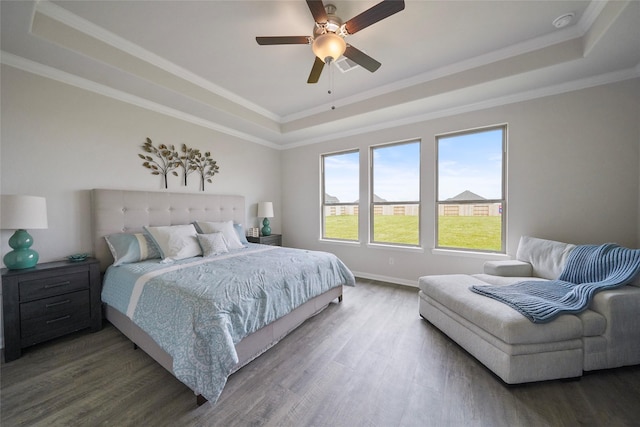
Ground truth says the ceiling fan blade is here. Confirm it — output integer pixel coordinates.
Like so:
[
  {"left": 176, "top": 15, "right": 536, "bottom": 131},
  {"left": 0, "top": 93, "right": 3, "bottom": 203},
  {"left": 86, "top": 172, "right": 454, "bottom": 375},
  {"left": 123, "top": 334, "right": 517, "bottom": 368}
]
[
  {"left": 344, "top": 45, "right": 381, "bottom": 73},
  {"left": 256, "top": 36, "right": 310, "bottom": 45},
  {"left": 307, "top": 57, "right": 325, "bottom": 83},
  {"left": 306, "top": 0, "right": 327, "bottom": 23},
  {"left": 344, "top": 0, "right": 405, "bottom": 35}
]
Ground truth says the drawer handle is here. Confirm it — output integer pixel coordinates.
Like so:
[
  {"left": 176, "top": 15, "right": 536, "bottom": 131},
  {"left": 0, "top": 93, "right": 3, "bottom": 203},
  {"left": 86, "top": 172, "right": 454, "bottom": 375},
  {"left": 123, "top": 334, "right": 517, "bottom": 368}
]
[
  {"left": 45, "top": 299, "right": 71, "bottom": 308},
  {"left": 44, "top": 281, "right": 71, "bottom": 289},
  {"left": 46, "top": 315, "right": 71, "bottom": 324}
]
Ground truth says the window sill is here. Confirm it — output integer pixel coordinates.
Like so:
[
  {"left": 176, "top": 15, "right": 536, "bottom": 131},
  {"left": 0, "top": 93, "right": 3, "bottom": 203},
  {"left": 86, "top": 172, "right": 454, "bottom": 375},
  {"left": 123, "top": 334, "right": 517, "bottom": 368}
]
[
  {"left": 431, "top": 248, "right": 509, "bottom": 260},
  {"left": 367, "top": 243, "right": 424, "bottom": 253},
  {"left": 318, "top": 238, "right": 362, "bottom": 247}
]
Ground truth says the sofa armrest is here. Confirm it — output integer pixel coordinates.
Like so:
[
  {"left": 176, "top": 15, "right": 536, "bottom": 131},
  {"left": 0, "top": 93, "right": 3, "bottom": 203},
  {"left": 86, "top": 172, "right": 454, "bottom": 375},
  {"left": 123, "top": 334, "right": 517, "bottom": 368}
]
[
  {"left": 589, "top": 287, "right": 640, "bottom": 333},
  {"left": 483, "top": 260, "right": 533, "bottom": 277},
  {"left": 587, "top": 286, "right": 640, "bottom": 368}
]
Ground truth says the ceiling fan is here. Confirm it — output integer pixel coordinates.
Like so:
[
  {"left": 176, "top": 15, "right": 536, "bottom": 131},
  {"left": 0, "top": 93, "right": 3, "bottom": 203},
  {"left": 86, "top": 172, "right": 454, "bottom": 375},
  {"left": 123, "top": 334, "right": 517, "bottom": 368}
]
[{"left": 256, "top": 0, "right": 405, "bottom": 84}]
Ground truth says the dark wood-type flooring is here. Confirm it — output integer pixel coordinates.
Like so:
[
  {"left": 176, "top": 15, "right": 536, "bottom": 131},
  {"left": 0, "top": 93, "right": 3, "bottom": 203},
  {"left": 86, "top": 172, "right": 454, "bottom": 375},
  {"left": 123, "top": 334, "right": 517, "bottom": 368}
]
[{"left": 2, "top": 279, "right": 639, "bottom": 426}]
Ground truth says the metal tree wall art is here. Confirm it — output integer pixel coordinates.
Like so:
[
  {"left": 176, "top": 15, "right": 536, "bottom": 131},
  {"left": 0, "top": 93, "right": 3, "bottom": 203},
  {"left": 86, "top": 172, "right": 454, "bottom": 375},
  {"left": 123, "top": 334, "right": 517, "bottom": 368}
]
[
  {"left": 192, "top": 150, "right": 220, "bottom": 191},
  {"left": 173, "top": 144, "right": 198, "bottom": 186},
  {"left": 139, "top": 138, "right": 220, "bottom": 191},
  {"left": 139, "top": 138, "right": 177, "bottom": 189}
]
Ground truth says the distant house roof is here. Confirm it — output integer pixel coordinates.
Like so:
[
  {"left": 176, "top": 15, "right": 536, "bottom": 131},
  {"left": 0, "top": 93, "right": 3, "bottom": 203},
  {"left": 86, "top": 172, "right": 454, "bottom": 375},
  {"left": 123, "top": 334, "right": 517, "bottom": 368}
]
[
  {"left": 355, "top": 194, "right": 387, "bottom": 203},
  {"left": 446, "top": 190, "right": 486, "bottom": 201},
  {"left": 325, "top": 193, "right": 340, "bottom": 203}
]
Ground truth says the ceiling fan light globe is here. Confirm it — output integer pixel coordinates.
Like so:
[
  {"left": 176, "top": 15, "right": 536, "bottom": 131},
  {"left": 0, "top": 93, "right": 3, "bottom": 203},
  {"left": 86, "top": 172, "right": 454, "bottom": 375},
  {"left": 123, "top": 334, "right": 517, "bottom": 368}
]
[{"left": 312, "top": 33, "right": 346, "bottom": 63}]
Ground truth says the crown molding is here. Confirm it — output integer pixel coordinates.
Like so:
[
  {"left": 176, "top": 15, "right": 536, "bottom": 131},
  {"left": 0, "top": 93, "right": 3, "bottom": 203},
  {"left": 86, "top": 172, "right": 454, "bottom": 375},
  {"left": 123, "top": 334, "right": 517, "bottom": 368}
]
[
  {"left": 281, "top": 66, "right": 640, "bottom": 150},
  {"left": 34, "top": 0, "right": 281, "bottom": 123},
  {"left": 33, "top": 0, "right": 610, "bottom": 130},
  {"left": 3, "top": 49, "right": 636, "bottom": 151},
  {"left": 282, "top": 1, "right": 616, "bottom": 124},
  {"left": 1, "top": 51, "right": 280, "bottom": 150},
  {"left": 578, "top": 0, "right": 610, "bottom": 34},
  {"left": 282, "top": 9, "right": 588, "bottom": 123}
]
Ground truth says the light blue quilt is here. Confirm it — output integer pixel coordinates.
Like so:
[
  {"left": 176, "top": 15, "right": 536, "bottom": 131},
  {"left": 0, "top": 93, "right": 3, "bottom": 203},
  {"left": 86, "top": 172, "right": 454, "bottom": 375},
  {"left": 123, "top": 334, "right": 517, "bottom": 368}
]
[
  {"left": 102, "top": 244, "right": 355, "bottom": 403},
  {"left": 471, "top": 243, "right": 640, "bottom": 323}
]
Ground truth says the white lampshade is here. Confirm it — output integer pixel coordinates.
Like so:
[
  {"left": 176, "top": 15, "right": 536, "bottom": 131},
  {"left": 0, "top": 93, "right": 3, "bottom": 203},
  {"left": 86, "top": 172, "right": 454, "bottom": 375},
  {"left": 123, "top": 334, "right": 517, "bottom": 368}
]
[
  {"left": 257, "top": 202, "right": 274, "bottom": 218},
  {"left": 1, "top": 195, "right": 48, "bottom": 230},
  {"left": 312, "top": 33, "right": 346, "bottom": 63}
]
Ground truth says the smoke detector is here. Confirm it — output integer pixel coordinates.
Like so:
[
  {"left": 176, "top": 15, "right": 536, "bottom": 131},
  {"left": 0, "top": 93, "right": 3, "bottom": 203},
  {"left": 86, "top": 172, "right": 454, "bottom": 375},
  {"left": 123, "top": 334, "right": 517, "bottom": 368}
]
[{"left": 552, "top": 13, "right": 574, "bottom": 29}]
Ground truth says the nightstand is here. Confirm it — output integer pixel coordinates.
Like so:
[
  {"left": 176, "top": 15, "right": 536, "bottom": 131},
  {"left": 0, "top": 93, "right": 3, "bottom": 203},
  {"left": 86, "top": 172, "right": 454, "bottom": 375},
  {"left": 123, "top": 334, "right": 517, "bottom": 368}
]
[
  {"left": 246, "top": 234, "right": 282, "bottom": 246},
  {"left": 1, "top": 258, "right": 102, "bottom": 362}
]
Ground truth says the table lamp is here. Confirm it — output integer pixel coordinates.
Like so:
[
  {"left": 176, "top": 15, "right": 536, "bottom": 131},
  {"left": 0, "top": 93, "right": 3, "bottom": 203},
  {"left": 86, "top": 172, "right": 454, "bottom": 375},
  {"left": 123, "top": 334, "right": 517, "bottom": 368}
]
[
  {"left": 1, "top": 195, "right": 48, "bottom": 269},
  {"left": 257, "top": 202, "right": 274, "bottom": 236}
]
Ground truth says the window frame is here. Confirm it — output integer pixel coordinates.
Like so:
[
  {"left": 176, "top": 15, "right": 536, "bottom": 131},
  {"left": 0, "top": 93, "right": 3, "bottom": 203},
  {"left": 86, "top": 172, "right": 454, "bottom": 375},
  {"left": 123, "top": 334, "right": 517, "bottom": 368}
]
[
  {"left": 369, "top": 139, "right": 421, "bottom": 247},
  {"left": 435, "top": 124, "right": 507, "bottom": 254},
  {"left": 320, "top": 149, "right": 360, "bottom": 242}
]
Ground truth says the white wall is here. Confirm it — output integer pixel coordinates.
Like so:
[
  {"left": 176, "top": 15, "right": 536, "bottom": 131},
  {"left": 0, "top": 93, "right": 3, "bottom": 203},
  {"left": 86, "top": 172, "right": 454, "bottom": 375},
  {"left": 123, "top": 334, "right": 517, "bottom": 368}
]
[
  {"left": 0, "top": 65, "right": 282, "bottom": 265},
  {"left": 282, "top": 79, "right": 640, "bottom": 286},
  {"left": 0, "top": 65, "right": 284, "bottom": 348},
  {"left": 1, "top": 65, "right": 639, "bottom": 347}
]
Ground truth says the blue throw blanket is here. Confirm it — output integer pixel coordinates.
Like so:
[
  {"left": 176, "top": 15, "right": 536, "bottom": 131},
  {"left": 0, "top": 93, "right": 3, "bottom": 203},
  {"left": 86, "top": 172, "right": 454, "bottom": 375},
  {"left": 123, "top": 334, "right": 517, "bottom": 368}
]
[{"left": 471, "top": 244, "right": 640, "bottom": 323}]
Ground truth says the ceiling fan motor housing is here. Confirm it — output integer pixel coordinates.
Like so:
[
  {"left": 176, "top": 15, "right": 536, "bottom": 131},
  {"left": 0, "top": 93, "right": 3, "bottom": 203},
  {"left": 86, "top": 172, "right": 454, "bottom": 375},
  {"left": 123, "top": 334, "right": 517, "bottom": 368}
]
[
  {"left": 313, "top": 5, "right": 344, "bottom": 37},
  {"left": 312, "top": 4, "right": 346, "bottom": 63}
]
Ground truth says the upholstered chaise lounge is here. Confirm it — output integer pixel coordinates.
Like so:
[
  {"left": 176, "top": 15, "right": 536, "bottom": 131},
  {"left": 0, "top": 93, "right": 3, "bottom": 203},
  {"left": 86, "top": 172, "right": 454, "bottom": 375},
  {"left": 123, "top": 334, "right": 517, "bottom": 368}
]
[{"left": 418, "top": 236, "right": 640, "bottom": 384}]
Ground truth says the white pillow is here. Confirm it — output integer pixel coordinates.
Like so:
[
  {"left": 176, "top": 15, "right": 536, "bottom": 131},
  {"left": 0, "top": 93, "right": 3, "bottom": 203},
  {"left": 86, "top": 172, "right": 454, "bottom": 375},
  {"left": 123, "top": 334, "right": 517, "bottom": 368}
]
[
  {"left": 195, "top": 220, "right": 244, "bottom": 250},
  {"left": 144, "top": 224, "right": 202, "bottom": 262},
  {"left": 197, "top": 232, "right": 229, "bottom": 257},
  {"left": 516, "top": 236, "right": 576, "bottom": 279}
]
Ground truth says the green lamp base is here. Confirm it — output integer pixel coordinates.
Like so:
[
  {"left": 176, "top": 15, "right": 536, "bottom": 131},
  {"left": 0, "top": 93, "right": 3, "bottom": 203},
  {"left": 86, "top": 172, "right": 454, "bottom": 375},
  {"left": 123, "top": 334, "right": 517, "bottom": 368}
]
[
  {"left": 261, "top": 218, "right": 271, "bottom": 236},
  {"left": 4, "top": 229, "right": 39, "bottom": 270}
]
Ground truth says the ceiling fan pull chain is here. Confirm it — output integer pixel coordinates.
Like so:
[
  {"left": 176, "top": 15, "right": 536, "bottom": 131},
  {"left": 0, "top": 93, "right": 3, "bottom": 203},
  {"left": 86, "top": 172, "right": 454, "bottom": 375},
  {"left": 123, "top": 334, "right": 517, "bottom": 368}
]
[{"left": 329, "top": 61, "right": 336, "bottom": 110}]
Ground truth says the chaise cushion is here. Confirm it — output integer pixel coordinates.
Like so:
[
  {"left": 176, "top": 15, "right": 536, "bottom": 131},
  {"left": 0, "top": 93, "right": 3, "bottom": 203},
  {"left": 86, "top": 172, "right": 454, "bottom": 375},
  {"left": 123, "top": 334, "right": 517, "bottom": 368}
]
[
  {"left": 516, "top": 236, "right": 576, "bottom": 279},
  {"left": 419, "top": 274, "right": 583, "bottom": 345},
  {"left": 483, "top": 260, "right": 532, "bottom": 277}
]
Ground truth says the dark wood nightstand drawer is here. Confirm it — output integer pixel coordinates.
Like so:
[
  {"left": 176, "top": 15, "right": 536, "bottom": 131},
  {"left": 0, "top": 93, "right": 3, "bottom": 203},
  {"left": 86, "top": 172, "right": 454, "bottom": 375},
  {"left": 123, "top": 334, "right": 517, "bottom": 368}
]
[
  {"left": 20, "top": 289, "right": 90, "bottom": 321},
  {"left": 19, "top": 271, "right": 89, "bottom": 301},
  {"left": 21, "top": 303, "right": 91, "bottom": 347}
]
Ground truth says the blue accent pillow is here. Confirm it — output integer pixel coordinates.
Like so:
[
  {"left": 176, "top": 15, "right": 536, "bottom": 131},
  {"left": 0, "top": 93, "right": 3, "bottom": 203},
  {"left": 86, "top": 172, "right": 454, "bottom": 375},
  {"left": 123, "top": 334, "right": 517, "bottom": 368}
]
[
  {"left": 234, "top": 224, "right": 250, "bottom": 247},
  {"left": 104, "top": 232, "right": 161, "bottom": 266}
]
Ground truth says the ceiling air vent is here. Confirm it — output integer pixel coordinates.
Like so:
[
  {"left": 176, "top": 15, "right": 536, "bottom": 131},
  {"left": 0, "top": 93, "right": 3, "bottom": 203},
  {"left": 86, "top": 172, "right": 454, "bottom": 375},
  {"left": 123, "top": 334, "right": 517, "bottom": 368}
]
[{"left": 334, "top": 56, "right": 360, "bottom": 73}]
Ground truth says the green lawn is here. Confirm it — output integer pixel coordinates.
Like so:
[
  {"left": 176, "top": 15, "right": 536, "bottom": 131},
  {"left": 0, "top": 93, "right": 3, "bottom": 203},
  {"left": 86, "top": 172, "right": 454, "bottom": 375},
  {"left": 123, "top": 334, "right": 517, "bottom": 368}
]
[
  {"left": 437, "top": 216, "right": 502, "bottom": 251},
  {"left": 324, "top": 215, "right": 359, "bottom": 240},
  {"left": 373, "top": 215, "right": 419, "bottom": 245},
  {"left": 324, "top": 214, "right": 502, "bottom": 250}
]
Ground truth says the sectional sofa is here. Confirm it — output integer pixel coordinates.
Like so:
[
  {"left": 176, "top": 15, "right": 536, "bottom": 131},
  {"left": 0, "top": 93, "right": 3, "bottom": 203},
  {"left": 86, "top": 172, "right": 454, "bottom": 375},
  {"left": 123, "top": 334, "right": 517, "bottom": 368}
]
[{"left": 418, "top": 236, "right": 640, "bottom": 384}]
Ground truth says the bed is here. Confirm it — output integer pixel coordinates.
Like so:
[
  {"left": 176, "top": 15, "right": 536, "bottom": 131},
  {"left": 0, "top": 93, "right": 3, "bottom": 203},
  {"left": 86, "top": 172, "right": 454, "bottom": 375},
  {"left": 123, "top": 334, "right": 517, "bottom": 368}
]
[{"left": 90, "top": 189, "right": 354, "bottom": 405}]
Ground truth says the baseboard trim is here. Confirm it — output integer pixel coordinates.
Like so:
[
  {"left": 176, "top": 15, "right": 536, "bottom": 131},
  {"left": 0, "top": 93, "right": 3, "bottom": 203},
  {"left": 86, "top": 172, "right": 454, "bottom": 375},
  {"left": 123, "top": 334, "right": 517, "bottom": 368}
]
[{"left": 351, "top": 271, "right": 418, "bottom": 288}]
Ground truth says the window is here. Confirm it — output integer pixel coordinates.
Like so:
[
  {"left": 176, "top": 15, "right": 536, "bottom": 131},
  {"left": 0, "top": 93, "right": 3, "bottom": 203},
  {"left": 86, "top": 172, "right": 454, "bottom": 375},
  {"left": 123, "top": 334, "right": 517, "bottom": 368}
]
[
  {"left": 436, "top": 125, "right": 506, "bottom": 252},
  {"left": 321, "top": 150, "right": 359, "bottom": 241},
  {"left": 370, "top": 140, "right": 420, "bottom": 246}
]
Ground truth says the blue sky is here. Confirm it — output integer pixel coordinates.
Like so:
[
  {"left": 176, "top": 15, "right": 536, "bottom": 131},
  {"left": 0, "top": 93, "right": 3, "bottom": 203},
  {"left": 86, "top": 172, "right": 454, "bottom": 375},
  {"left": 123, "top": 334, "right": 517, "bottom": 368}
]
[
  {"left": 324, "top": 151, "right": 360, "bottom": 203},
  {"left": 324, "top": 130, "right": 502, "bottom": 203},
  {"left": 438, "top": 129, "right": 503, "bottom": 200},
  {"left": 372, "top": 142, "right": 420, "bottom": 202}
]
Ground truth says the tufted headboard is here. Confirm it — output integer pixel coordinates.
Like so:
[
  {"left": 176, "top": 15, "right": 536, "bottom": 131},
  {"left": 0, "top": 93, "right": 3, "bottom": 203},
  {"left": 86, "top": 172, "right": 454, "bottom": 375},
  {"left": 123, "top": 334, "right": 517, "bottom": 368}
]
[{"left": 91, "top": 189, "right": 245, "bottom": 271}]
